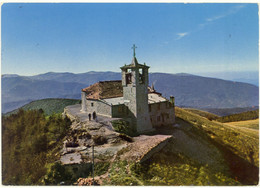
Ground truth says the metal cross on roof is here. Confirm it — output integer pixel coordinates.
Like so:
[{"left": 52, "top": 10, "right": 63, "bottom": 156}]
[{"left": 132, "top": 44, "right": 137, "bottom": 57}]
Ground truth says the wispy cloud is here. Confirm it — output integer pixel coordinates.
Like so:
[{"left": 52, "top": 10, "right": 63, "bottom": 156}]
[
  {"left": 175, "top": 32, "right": 189, "bottom": 40},
  {"left": 206, "top": 4, "right": 245, "bottom": 23},
  {"left": 175, "top": 5, "right": 246, "bottom": 41}
]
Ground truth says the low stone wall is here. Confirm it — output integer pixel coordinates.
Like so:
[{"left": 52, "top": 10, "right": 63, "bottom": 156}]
[
  {"left": 119, "top": 135, "right": 172, "bottom": 162},
  {"left": 63, "top": 106, "right": 80, "bottom": 122},
  {"left": 139, "top": 136, "right": 172, "bottom": 163}
]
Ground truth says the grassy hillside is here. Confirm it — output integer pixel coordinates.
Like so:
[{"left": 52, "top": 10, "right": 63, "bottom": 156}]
[
  {"left": 175, "top": 107, "right": 259, "bottom": 184},
  {"left": 183, "top": 108, "right": 259, "bottom": 123},
  {"left": 216, "top": 110, "right": 259, "bottom": 123},
  {"left": 201, "top": 106, "right": 259, "bottom": 116},
  {"left": 183, "top": 108, "right": 220, "bottom": 120},
  {"left": 225, "top": 119, "right": 259, "bottom": 130},
  {"left": 5, "top": 98, "right": 81, "bottom": 116},
  {"left": 100, "top": 107, "right": 259, "bottom": 185},
  {"left": 224, "top": 120, "right": 259, "bottom": 140}
]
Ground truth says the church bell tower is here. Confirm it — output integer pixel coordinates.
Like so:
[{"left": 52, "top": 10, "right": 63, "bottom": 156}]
[{"left": 120, "top": 45, "right": 153, "bottom": 133}]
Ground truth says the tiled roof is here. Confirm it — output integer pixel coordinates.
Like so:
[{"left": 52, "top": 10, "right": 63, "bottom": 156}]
[
  {"left": 82, "top": 80, "right": 162, "bottom": 100},
  {"left": 82, "top": 80, "right": 123, "bottom": 99}
]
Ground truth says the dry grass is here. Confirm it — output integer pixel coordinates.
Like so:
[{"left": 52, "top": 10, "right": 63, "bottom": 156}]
[
  {"left": 225, "top": 119, "right": 259, "bottom": 130},
  {"left": 175, "top": 107, "right": 259, "bottom": 167}
]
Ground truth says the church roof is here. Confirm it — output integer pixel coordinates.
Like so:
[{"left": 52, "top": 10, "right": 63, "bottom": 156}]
[
  {"left": 82, "top": 80, "right": 162, "bottom": 100},
  {"left": 101, "top": 93, "right": 167, "bottom": 106},
  {"left": 120, "top": 57, "right": 149, "bottom": 70},
  {"left": 82, "top": 80, "right": 123, "bottom": 99}
]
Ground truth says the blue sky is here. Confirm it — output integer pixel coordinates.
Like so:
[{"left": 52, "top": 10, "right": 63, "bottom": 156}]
[{"left": 1, "top": 3, "right": 259, "bottom": 76}]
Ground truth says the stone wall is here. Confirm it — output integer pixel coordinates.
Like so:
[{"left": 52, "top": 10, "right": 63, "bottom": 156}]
[
  {"left": 111, "top": 104, "right": 128, "bottom": 118},
  {"left": 149, "top": 101, "right": 175, "bottom": 128},
  {"left": 139, "top": 136, "right": 172, "bottom": 163},
  {"left": 85, "top": 99, "right": 112, "bottom": 117}
]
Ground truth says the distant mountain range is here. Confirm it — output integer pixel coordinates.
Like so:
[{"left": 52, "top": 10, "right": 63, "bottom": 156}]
[
  {"left": 2, "top": 72, "right": 259, "bottom": 113},
  {"left": 197, "top": 71, "right": 259, "bottom": 86}
]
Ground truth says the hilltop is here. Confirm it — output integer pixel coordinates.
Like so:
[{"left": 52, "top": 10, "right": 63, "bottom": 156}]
[
  {"left": 2, "top": 72, "right": 259, "bottom": 113},
  {"left": 2, "top": 98, "right": 258, "bottom": 185}
]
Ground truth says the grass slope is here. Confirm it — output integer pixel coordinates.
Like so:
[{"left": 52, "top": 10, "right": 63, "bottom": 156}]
[
  {"left": 225, "top": 119, "right": 259, "bottom": 130},
  {"left": 224, "top": 119, "right": 259, "bottom": 140},
  {"left": 201, "top": 106, "right": 259, "bottom": 116},
  {"left": 217, "top": 110, "right": 259, "bottom": 123},
  {"left": 103, "top": 107, "right": 259, "bottom": 185},
  {"left": 175, "top": 107, "right": 259, "bottom": 184},
  {"left": 183, "top": 108, "right": 220, "bottom": 120},
  {"left": 5, "top": 98, "right": 81, "bottom": 116}
]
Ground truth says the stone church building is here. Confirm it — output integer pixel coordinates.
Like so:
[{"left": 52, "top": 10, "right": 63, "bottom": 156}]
[{"left": 81, "top": 46, "right": 175, "bottom": 133}]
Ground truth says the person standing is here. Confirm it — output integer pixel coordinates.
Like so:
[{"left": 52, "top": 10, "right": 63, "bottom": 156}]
[{"left": 93, "top": 111, "right": 97, "bottom": 121}]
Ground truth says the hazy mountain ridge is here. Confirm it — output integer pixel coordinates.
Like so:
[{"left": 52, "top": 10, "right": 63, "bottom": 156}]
[{"left": 2, "top": 72, "right": 259, "bottom": 113}]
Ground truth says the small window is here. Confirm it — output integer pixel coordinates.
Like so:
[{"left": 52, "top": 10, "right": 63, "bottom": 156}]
[
  {"left": 157, "top": 116, "right": 160, "bottom": 122},
  {"left": 157, "top": 103, "right": 160, "bottom": 110},
  {"left": 150, "top": 117, "right": 153, "bottom": 122},
  {"left": 166, "top": 114, "right": 169, "bottom": 119},
  {"left": 91, "top": 103, "right": 94, "bottom": 107}
]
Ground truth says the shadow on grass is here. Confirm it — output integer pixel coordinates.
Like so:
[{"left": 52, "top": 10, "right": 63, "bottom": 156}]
[{"left": 173, "top": 117, "right": 259, "bottom": 185}]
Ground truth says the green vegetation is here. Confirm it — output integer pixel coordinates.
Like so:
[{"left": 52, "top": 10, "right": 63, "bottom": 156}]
[
  {"left": 44, "top": 162, "right": 75, "bottom": 185},
  {"left": 175, "top": 107, "right": 259, "bottom": 184},
  {"left": 202, "top": 106, "right": 259, "bottom": 116},
  {"left": 184, "top": 108, "right": 219, "bottom": 121},
  {"left": 184, "top": 108, "right": 259, "bottom": 123},
  {"left": 5, "top": 98, "right": 80, "bottom": 116},
  {"left": 216, "top": 110, "right": 259, "bottom": 123},
  {"left": 104, "top": 153, "right": 239, "bottom": 186},
  {"left": 2, "top": 109, "right": 71, "bottom": 185},
  {"left": 111, "top": 119, "right": 137, "bottom": 137},
  {"left": 91, "top": 162, "right": 110, "bottom": 176},
  {"left": 105, "top": 107, "right": 259, "bottom": 185},
  {"left": 225, "top": 119, "right": 259, "bottom": 130},
  {"left": 176, "top": 107, "right": 259, "bottom": 167}
]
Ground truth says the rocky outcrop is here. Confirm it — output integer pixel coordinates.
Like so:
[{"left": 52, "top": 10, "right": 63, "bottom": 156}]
[{"left": 61, "top": 104, "right": 172, "bottom": 166}]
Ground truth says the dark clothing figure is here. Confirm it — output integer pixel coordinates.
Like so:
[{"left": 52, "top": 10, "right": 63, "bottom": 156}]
[
  {"left": 93, "top": 111, "right": 96, "bottom": 121},
  {"left": 88, "top": 113, "right": 91, "bottom": 121}
]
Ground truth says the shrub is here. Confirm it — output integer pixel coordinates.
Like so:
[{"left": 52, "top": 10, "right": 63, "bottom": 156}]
[
  {"left": 44, "top": 162, "right": 75, "bottom": 185},
  {"left": 92, "top": 135, "right": 107, "bottom": 145},
  {"left": 111, "top": 119, "right": 137, "bottom": 137}
]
